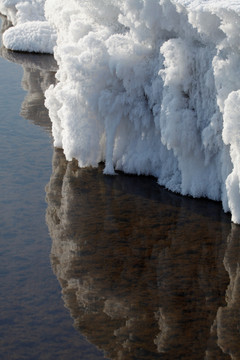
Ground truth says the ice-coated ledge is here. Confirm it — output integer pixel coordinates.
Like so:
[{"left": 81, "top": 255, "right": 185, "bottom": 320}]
[
  {"left": 0, "top": 0, "right": 56, "bottom": 53},
  {"left": 1, "top": 0, "right": 240, "bottom": 224},
  {"left": 3, "top": 20, "right": 56, "bottom": 53}
]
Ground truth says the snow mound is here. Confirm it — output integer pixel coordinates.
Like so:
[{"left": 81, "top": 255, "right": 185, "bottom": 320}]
[
  {"left": 0, "top": 0, "right": 56, "bottom": 53},
  {"left": 3, "top": 20, "right": 56, "bottom": 53}
]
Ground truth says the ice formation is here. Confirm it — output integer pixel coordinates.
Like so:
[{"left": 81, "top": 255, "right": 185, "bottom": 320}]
[
  {"left": 0, "top": 0, "right": 56, "bottom": 52},
  {"left": 1, "top": 0, "right": 240, "bottom": 223}
]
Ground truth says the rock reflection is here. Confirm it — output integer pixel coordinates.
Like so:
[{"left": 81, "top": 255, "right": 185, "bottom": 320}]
[
  {"left": 19, "top": 55, "right": 56, "bottom": 131},
  {"left": 0, "top": 14, "right": 11, "bottom": 35},
  {"left": 0, "top": 24, "right": 57, "bottom": 132},
  {"left": 215, "top": 224, "right": 240, "bottom": 360},
  {"left": 46, "top": 148, "right": 240, "bottom": 360}
]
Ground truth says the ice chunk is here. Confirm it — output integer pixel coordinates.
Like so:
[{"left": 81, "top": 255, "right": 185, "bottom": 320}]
[{"left": 3, "top": 21, "right": 56, "bottom": 53}]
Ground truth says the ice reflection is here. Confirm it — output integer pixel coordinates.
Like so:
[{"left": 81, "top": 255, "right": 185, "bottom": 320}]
[
  {"left": 0, "top": 22, "right": 57, "bottom": 132},
  {"left": 0, "top": 13, "right": 11, "bottom": 35},
  {"left": 215, "top": 224, "right": 240, "bottom": 360},
  {"left": 45, "top": 148, "right": 240, "bottom": 360}
]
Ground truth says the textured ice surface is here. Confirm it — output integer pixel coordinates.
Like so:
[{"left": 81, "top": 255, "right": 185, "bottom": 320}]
[
  {"left": 3, "top": 20, "right": 56, "bottom": 53},
  {"left": 1, "top": 0, "right": 240, "bottom": 223},
  {"left": 0, "top": 0, "right": 56, "bottom": 53}
]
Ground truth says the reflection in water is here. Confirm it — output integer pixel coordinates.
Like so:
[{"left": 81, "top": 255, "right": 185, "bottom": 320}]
[
  {"left": 0, "top": 13, "right": 11, "bottom": 35},
  {"left": 0, "top": 19, "right": 57, "bottom": 132},
  {"left": 45, "top": 148, "right": 240, "bottom": 360},
  {"left": 216, "top": 225, "right": 240, "bottom": 360},
  {"left": 20, "top": 56, "right": 57, "bottom": 131}
]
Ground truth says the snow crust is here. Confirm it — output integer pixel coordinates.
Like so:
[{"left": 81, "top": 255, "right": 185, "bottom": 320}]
[
  {"left": 0, "top": 0, "right": 56, "bottom": 53},
  {"left": 1, "top": 0, "right": 240, "bottom": 223}
]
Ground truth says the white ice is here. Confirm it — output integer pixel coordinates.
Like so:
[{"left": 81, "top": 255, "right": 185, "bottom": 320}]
[
  {"left": 3, "top": 20, "right": 56, "bottom": 53},
  {"left": 1, "top": 0, "right": 240, "bottom": 223},
  {"left": 0, "top": 0, "right": 56, "bottom": 53}
]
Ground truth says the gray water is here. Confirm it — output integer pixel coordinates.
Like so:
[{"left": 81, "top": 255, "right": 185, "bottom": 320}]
[{"left": 1, "top": 15, "right": 240, "bottom": 360}]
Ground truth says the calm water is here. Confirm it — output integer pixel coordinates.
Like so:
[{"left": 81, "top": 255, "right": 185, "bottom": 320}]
[{"left": 1, "top": 15, "right": 240, "bottom": 360}]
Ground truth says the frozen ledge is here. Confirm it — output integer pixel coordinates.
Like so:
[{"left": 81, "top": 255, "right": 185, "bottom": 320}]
[
  {"left": 0, "top": 0, "right": 56, "bottom": 53},
  {"left": 1, "top": 0, "right": 240, "bottom": 223},
  {"left": 3, "top": 21, "right": 56, "bottom": 53}
]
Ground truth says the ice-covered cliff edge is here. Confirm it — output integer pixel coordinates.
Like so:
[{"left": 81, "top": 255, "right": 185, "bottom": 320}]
[{"left": 1, "top": 0, "right": 240, "bottom": 223}]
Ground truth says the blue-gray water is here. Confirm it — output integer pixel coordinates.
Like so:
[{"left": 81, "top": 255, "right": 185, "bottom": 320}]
[
  {"left": 1, "top": 15, "right": 240, "bottom": 360},
  {"left": 0, "top": 16, "right": 105, "bottom": 360}
]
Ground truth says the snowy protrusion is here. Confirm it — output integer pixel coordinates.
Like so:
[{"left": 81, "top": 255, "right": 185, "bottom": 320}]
[{"left": 1, "top": 0, "right": 240, "bottom": 223}]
